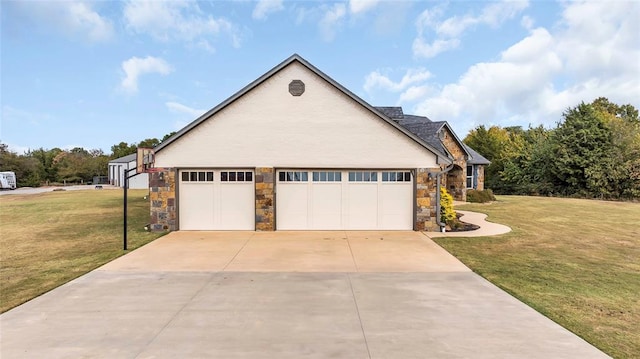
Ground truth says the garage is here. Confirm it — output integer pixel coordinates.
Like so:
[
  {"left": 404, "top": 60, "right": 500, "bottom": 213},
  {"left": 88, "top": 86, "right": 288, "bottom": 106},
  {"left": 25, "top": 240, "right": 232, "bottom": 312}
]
[
  {"left": 179, "top": 169, "right": 255, "bottom": 230},
  {"left": 276, "top": 170, "right": 413, "bottom": 230},
  {"left": 149, "top": 55, "right": 456, "bottom": 232}
]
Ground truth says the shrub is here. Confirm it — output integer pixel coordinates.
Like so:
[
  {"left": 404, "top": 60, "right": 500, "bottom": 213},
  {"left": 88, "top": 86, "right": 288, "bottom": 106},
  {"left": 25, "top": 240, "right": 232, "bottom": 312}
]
[
  {"left": 467, "top": 189, "right": 496, "bottom": 203},
  {"left": 440, "top": 187, "right": 457, "bottom": 225}
]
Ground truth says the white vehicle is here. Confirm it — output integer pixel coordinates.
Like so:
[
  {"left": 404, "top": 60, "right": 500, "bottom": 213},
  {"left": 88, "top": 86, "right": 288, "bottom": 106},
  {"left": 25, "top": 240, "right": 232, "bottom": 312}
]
[{"left": 0, "top": 171, "right": 17, "bottom": 190}]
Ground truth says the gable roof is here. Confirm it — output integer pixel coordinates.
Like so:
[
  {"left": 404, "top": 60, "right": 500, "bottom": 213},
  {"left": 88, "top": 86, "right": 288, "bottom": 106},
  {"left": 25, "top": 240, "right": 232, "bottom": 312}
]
[
  {"left": 465, "top": 145, "right": 491, "bottom": 165},
  {"left": 155, "top": 54, "right": 451, "bottom": 164},
  {"left": 109, "top": 153, "right": 136, "bottom": 164},
  {"left": 375, "top": 107, "right": 473, "bottom": 162}
]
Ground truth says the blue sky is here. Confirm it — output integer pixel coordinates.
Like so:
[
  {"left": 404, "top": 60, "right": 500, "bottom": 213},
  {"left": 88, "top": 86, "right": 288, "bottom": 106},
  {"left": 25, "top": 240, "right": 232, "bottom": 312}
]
[{"left": 2, "top": 0, "right": 639, "bottom": 154}]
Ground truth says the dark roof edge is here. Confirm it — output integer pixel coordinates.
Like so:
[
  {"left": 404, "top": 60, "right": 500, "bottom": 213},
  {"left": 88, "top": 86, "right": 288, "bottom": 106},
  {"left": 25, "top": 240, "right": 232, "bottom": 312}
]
[
  {"left": 154, "top": 54, "right": 452, "bottom": 164},
  {"left": 108, "top": 153, "right": 136, "bottom": 163},
  {"left": 464, "top": 144, "right": 491, "bottom": 165}
]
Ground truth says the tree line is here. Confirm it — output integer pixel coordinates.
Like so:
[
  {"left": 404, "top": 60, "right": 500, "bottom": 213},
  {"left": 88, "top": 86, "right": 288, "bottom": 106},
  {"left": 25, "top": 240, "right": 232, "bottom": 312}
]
[
  {"left": 464, "top": 98, "right": 640, "bottom": 200},
  {"left": 0, "top": 132, "right": 175, "bottom": 187}
]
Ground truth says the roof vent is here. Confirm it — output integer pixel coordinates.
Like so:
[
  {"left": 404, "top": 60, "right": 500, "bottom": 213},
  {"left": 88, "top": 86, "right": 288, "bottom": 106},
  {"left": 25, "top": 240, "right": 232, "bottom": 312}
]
[{"left": 289, "top": 80, "right": 305, "bottom": 96}]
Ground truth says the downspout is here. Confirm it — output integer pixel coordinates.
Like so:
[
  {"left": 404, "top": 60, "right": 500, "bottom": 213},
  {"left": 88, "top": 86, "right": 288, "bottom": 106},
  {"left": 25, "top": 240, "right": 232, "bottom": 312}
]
[{"left": 428, "top": 164, "right": 455, "bottom": 232}]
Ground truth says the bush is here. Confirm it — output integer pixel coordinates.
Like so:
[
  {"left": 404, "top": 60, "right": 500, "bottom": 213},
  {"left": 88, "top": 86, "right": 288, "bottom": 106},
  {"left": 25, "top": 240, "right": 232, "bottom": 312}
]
[
  {"left": 440, "top": 187, "right": 457, "bottom": 225},
  {"left": 467, "top": 189, "right": 496, "bottom": 203}
]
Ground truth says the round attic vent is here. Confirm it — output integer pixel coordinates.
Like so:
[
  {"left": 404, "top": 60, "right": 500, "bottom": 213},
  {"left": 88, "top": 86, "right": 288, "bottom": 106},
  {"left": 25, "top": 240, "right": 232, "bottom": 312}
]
[{"left": 289, "top": 80, "right": 305, "bottom": 96}]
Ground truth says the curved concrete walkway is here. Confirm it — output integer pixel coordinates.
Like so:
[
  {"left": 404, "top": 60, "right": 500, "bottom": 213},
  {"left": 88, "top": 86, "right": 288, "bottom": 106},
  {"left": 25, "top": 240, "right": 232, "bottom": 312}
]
[{"left": 424, "top": 209, "right": 512, "bottom": 238}]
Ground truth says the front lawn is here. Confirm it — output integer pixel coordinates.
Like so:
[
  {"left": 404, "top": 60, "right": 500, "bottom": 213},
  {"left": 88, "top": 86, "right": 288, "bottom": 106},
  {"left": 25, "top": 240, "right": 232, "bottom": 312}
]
[
  {"left": 0, "top": 189, "right": 164, "bottom": 313},
  {"left": 434, "top": 196, "right": 639, "bottom": 359}
]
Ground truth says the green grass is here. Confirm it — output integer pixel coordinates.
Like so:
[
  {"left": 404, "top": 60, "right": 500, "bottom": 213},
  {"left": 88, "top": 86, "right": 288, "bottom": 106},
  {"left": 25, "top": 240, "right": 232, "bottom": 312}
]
[
  {"left": 435, "top": 196, "right": 640, "bottom": 359},
  {"left": 0, "top": 189, "right": 164, "bottom": 313}
]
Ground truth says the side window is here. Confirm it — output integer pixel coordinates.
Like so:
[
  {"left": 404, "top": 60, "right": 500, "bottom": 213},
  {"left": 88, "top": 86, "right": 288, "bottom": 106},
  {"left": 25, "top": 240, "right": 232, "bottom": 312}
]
[
  {"left": 348, "top": 171, "right": 378, "bottom": 182},
  {"left": 279, "top": 171, "right": 309, "bottom": 182},
  {"left": 221, "top": 171, "right": 254, "bottom": 182},
  {"left": 466, "top": 165, "right": 474, "bottom": 188},
  {"left": 312, "top": 171, "right": 342, "bottom": 182},
  {"left": 182, "top": 171, "right": 214, "bottom": 182},
  {"left": 382, "top": 171, "right": 411, "bottom": 182}
]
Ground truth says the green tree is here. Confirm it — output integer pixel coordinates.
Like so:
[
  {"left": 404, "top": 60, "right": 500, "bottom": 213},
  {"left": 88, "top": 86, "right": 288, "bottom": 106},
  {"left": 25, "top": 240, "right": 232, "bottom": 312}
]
[
  {"left": 110, "top": 142, "right": 136, "bottom": 159},
  {"left": 0, "top": 143, "right": 44, "bottom": 187},
  {"left": 138, "top": 138, "right": 160, "bottom": 149},
  {"left": 549, "top": 103, "right": 617, "bottom": 198}
]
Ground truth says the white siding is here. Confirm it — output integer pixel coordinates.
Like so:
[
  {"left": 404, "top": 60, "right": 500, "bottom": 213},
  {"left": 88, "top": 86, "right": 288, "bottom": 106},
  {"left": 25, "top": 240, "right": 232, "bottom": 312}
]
[{"left": 155, "top": 62, "right": 438, "bottom": 169}]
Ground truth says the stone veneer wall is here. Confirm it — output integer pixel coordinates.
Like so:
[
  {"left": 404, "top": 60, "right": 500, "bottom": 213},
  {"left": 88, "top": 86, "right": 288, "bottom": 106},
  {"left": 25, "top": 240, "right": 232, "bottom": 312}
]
[
  {"left": 149, "top": 169, "right": 176, "bottom": 231},
  {"left": 476, "top": 165, "right": 485, "bottom": 191},
  {"left": 415, "top": 168, "right": 440, "bottom": 231},
  {"left": 255, "top": 167, "right": 275, "bottom": 231},
  {"left": 440, "top": 127, "right": 467, "bottom": 202}
]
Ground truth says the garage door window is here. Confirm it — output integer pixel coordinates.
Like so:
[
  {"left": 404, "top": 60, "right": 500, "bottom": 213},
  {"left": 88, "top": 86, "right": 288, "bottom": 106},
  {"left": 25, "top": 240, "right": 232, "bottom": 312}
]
[
  {"left": 312, "top": 171, "right": 342, "bottom": 182},
  {"left": 348, "top": 171, "right": 377, "bottom": 182},
  {"left": 279, "top": 171, "right": 308, "bottom": 182},
  {"left": 182, "top": 171, "right": 214, "bottom": 182},
  {"left": 382, "top": 171, "right": 411, "bottom": 182},
  {"left": 221, "top": 171, "right": 253, "bottom": 182}
]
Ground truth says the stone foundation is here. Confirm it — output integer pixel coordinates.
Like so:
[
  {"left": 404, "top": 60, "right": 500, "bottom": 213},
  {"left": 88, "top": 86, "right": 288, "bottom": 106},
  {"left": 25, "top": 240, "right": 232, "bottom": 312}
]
[
  {"left": 149, "top": 169, "right": 176, "bottom": 232},
  {"left": 255, "top": 167, "right": 275, "bottom": 231}
]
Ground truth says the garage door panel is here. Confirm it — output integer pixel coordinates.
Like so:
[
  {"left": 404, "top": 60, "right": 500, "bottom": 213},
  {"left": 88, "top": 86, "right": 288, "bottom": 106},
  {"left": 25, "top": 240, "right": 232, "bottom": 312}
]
[
  {"left": 179, "top": 183, "right": 215, "bottom": 230},
  {"left": 311, "top": 184, "right": 342, "bottom": 229},
  {"left": 179, "top": 170, "right": 254, "bottom": 230},
  {"left": 381, "top": 183, "right": 413, "bottom": 230},
  {"left": 346, "top": 184, "right": 378, "bottom": 230},
  {"left": 277, "top": 183, "right": 309, "bottom": 230},
  {"left": 219, "top": 183, "right": 255, "bottom": 230},
  {"left": 277, "top": 170, "right": 413, "bottom": 230}
]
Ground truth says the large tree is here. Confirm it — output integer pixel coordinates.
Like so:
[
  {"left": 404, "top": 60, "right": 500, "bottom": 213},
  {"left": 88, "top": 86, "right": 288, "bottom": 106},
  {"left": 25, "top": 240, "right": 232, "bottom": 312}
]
[{"left": 463, "top": 98, "right": 639, "bottom": 199}]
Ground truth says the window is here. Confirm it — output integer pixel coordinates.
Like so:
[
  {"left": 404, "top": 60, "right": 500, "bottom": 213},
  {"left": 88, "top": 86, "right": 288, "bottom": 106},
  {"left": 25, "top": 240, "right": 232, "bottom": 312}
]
[
  {"left": 348, "top": 171, "right": 377, "bottom": 182},
  {"left": 312, "top": 171, "right": 342, "bottom": 182},
  {"left": 182, "top": 171, "right": 214, "bottom": 182},
  {"left": 221, "top": 171, "right": 253, "bottom": 182},
  {"left": 278, "top": 171, "right": 308, "bottom": 182},
  {"left": 466, "top": 165, "right": 474, "bottom": 188},
  {"left": 382, "top": 171, "right": 411, "bottom": 182}
]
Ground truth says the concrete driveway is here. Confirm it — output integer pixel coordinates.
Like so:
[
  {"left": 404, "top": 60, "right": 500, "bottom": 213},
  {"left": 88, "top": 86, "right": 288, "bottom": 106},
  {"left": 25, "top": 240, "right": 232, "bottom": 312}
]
[{"left": 0, "top": 231, "right": 609, "bottom": 358}]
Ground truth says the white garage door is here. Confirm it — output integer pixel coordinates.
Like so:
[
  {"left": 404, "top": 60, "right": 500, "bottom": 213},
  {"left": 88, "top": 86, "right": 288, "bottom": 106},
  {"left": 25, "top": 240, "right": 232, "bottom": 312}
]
[
  {"left": 179, "top": 170, "right": 255, "bottom": 230},
  {"left": 276, "top": 170, "right": 413, "bottom": 230}
]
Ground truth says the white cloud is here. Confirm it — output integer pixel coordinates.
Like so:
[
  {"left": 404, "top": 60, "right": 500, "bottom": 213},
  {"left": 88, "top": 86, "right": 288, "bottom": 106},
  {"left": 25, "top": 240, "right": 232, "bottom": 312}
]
[
  {"left": 412, "top": 38, "right": 460, "bottom": 59},
  {"left": 364, "top": 68, "right": 432, "bottom": 93},
  {"left": 123, "top": 0, "right": 241, "bottom": 49},
  {"left": 120, "top": 56, "right": 173, "bottom": 94},
  {"left": 413, "top": 1, "right": 529, "bottom": 58},
  {"left": 520, "top": 15, "right": 534, "bottom": 30},
  {"left": 372, "top": 1, "right": 639, "bottom": 137},
  {"left": 10, "top": 1, "right": 113, "bottom": 42},
  {"left": 1, "top": 105, "right": 52, "bottom": 126},
  {"left": 319, "top": 3, "right": 347, "bottom": 41},
  {"left": 4, "top": 143, "right": 31, "bottom": 155},
  {"left": 398, "top": 86, "right": 432, "bottom": 104},
  {"left": 253, "top": 0, "right": 284, "bottom": 20},
  {"left": 349, "top": 0, "right": 379, "bottom": 14},
  {"left": 165, "top": 102, "right": 206, "bottom": 118}
]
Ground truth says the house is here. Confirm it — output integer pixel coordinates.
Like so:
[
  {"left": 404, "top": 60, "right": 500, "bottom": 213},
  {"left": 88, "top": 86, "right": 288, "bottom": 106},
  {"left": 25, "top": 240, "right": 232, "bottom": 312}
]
[
  {"left": 108, "top": 154, "right": 149, "bottom": 189},
  {"left": 374, "top": 107, "right": 489, "bottom": 201},
  {"left": 147, "top": 54, "right": 489, "bottom": 232}
]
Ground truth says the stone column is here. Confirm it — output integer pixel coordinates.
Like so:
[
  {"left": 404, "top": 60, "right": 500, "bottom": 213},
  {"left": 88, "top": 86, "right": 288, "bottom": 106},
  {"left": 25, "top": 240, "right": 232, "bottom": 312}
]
[
  {"left": 416, "top": 168, "right": 439, "bottom": 231},
  {"left": 149, "top": 169, "right": 176, "bottom": 231},
  {"left": 255, "top": 167, "right": 275, "bottom": 231},
  {"left": 476, "top": 166, "right": 485, "bottom": 191}
]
